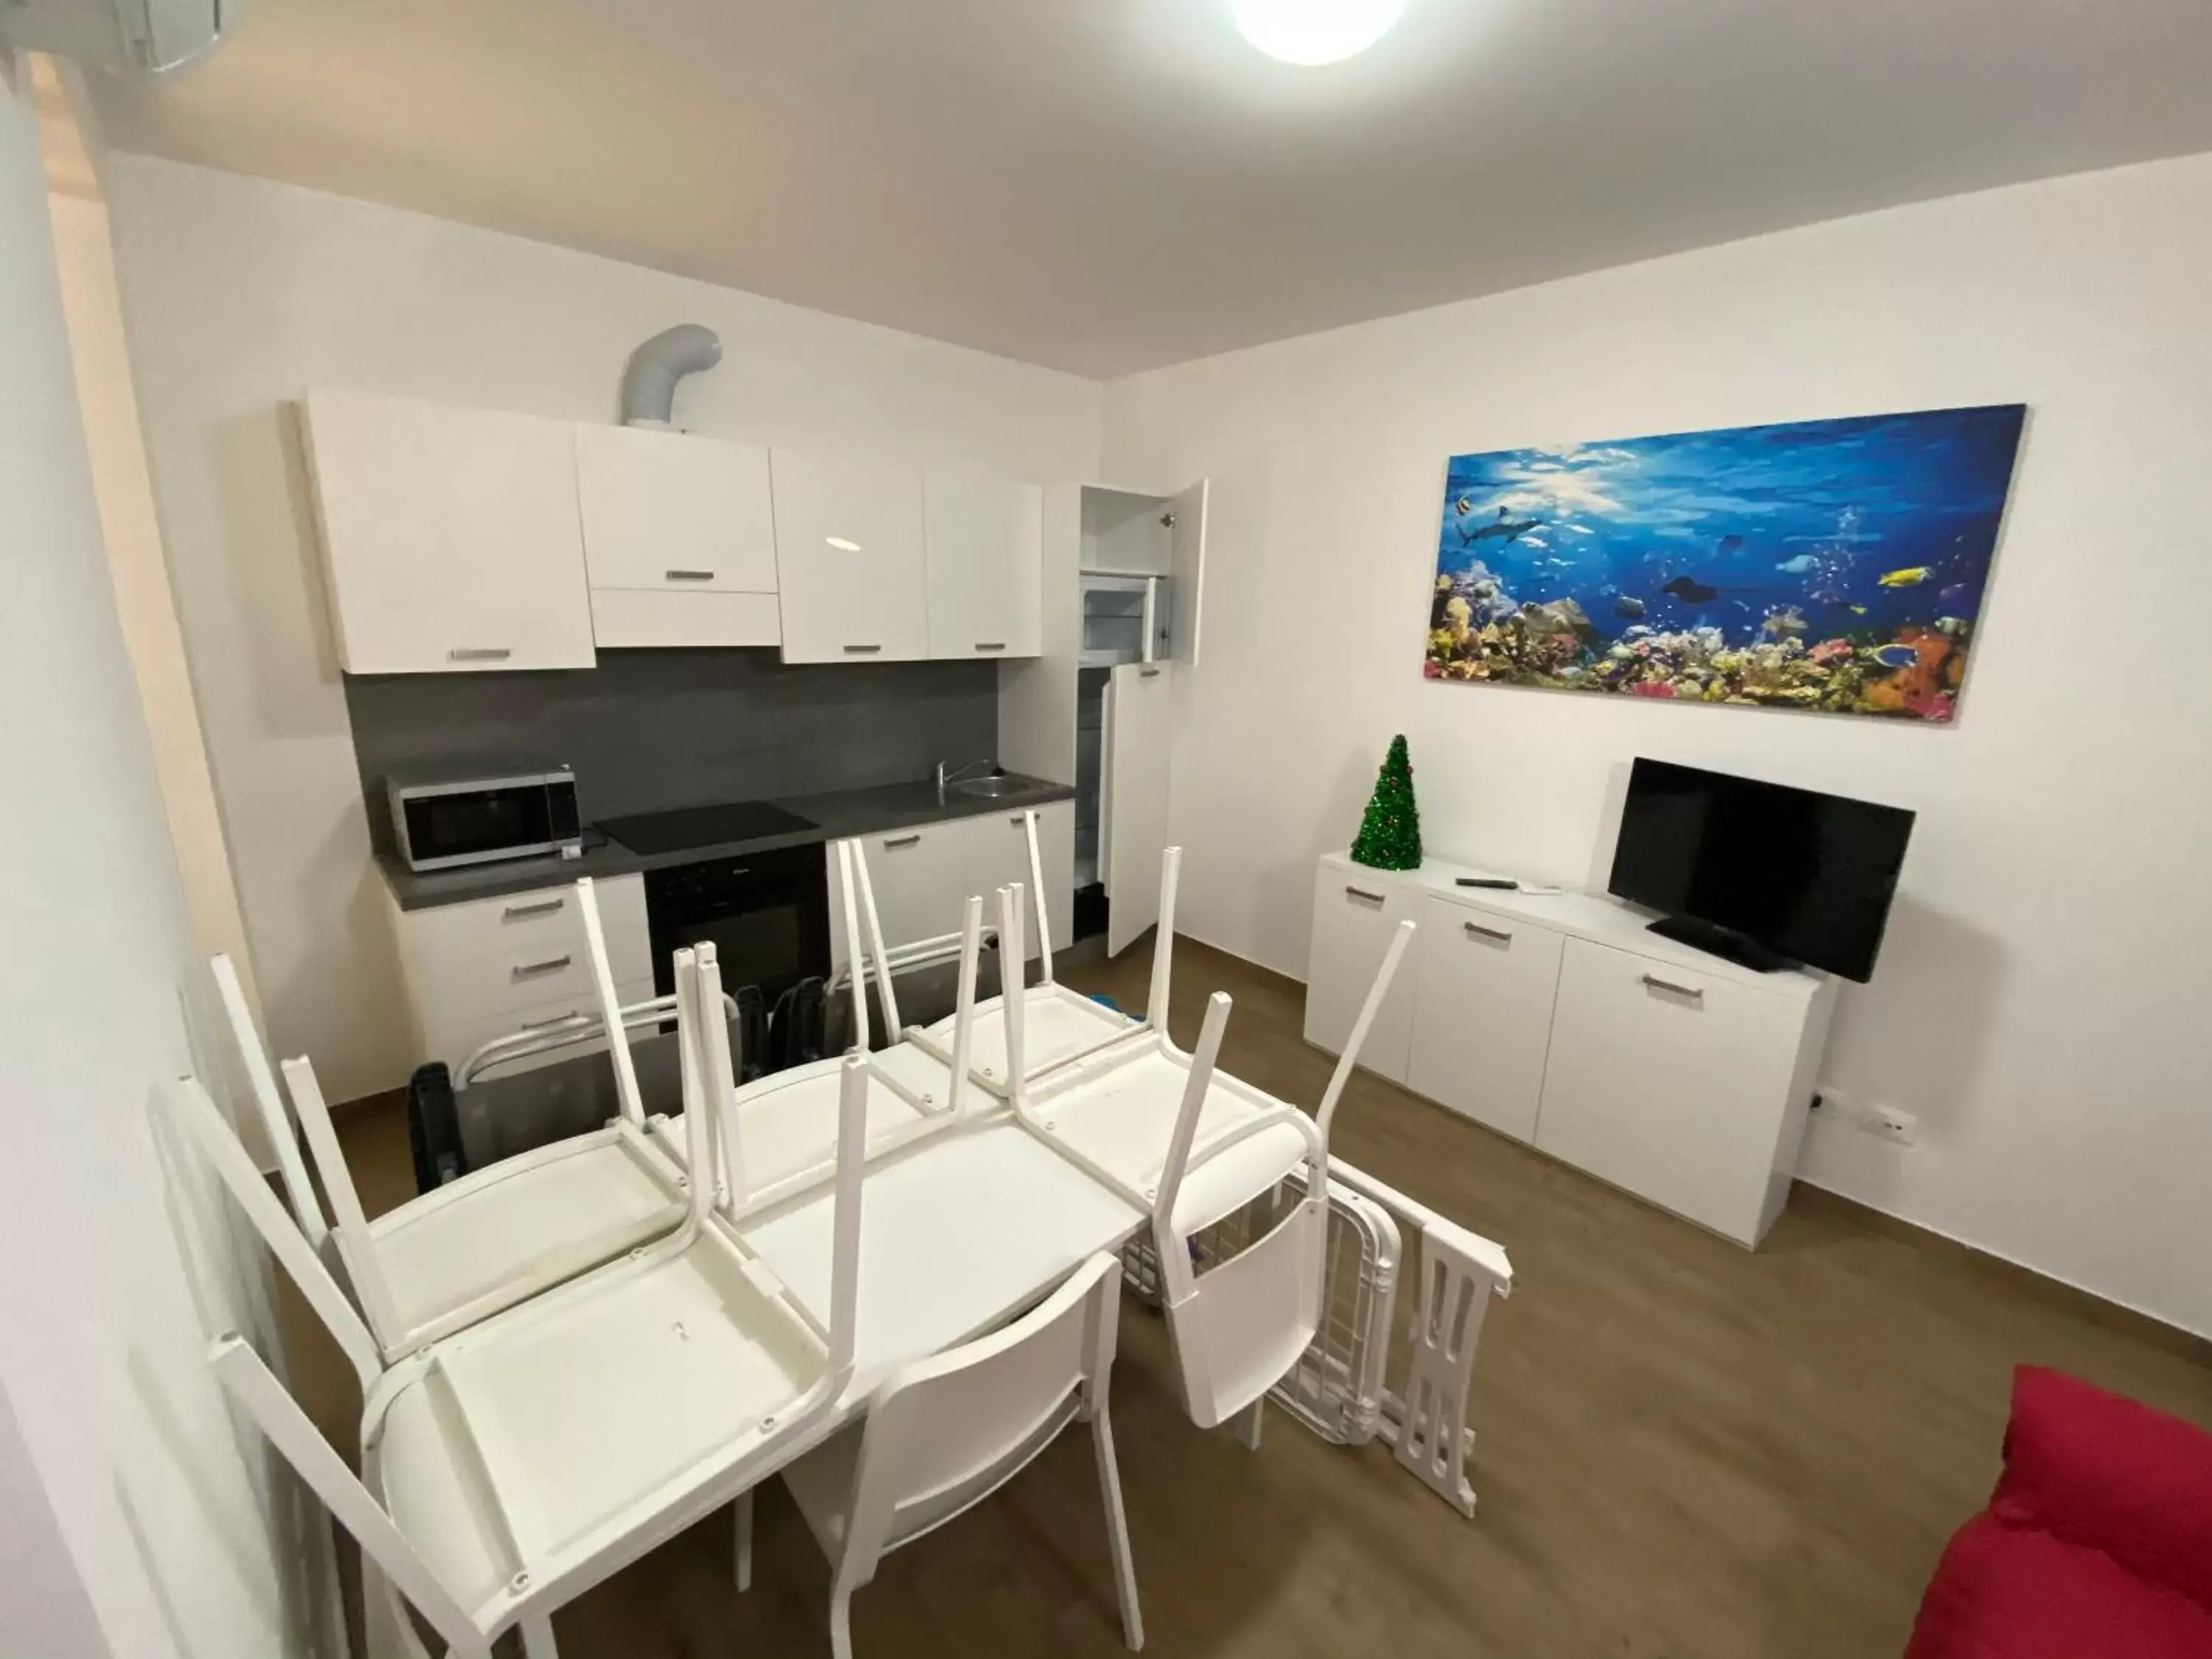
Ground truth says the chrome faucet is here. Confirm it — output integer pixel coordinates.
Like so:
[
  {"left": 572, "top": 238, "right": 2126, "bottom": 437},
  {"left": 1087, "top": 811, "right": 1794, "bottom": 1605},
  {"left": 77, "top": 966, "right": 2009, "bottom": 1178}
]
[{"left": 936, "top": 757, "right": 995, "bottom": 801}]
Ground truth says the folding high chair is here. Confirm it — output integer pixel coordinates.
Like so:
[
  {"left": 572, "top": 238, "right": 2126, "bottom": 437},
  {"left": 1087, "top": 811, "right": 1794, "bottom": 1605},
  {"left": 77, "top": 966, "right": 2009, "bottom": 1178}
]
[
  {"left": 211, "top": 948, "right": 684, "bottom": 1362},
  {"left": 178, "top": 944, "right": 869, "bottom": 1659}
]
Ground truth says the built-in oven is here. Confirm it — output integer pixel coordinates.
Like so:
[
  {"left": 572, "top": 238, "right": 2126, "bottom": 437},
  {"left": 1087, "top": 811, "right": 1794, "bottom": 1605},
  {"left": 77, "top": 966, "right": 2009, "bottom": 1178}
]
[
  {"left": 641, "top": 842, "right": 830, "bottom": 1006},
  {"left": 386, "top": 765, "right": 582, "bottom": 872}
]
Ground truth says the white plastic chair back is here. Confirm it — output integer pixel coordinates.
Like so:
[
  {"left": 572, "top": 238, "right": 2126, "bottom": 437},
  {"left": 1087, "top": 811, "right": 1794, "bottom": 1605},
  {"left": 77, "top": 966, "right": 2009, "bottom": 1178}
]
[
  {"left": 1147, "top": 919, "right": 1416, "bottom": 1430},
  {"left": 830, "top": 1252, "right": 1122, "bottom": 1584},
  {"left": 209, "top": 954, "right": 330, "bottom": 1249}
]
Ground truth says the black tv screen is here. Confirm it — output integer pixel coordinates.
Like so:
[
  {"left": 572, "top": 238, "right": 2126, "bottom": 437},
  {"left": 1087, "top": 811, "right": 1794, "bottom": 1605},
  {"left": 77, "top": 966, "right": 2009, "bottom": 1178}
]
[{"left": 1607, "top": 759, "right": 1914, "bottom": 983}]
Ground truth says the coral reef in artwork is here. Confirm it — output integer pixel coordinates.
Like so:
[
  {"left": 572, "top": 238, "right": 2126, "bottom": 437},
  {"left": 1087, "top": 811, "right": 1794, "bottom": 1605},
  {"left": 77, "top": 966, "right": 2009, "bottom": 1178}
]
[{"left": 1422, "top": 406, "right": 2025, "bottom": 722}]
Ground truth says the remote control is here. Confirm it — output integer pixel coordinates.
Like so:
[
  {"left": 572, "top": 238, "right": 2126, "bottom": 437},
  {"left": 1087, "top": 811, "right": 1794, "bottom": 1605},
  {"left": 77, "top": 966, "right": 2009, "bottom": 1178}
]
[{"left": 1455, "top": 877, "right": 1519, "bottom": 889}]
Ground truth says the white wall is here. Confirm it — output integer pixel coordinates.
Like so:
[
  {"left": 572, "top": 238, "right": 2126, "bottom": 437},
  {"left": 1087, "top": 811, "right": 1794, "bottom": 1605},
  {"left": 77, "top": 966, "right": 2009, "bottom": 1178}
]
[
  {"left": 104, "top": 154, "right": 1105, "bottom": 1101},
  {"left": 0, "top": 58, "right": 298, "bottom": 1658},
  {"left": 1102, "top": 153, "right": 2212, "bottom": 1338}
]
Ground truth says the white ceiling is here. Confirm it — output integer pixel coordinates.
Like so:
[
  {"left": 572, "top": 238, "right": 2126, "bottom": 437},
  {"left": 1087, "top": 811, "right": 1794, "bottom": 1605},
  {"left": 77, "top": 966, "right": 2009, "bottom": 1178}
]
[{"left": 91, "top": 0, "right": 2212, "bottom": 378}]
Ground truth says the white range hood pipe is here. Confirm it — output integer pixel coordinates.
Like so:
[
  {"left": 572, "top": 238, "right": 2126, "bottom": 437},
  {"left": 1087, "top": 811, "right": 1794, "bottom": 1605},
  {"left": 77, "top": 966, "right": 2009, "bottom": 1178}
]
[{"left": 619, "top": 324, "right": 723, "bottom": 428}]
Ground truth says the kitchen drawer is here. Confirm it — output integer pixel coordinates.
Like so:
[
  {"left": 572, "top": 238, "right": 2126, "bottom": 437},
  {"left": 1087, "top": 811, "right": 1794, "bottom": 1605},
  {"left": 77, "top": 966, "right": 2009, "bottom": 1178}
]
[
  {"left": 422, "top": 975, "right": 655, "bottom": 1082},
  {"left": 393, "top": 874, "right": 650, "bottom": 1027},
  {"left": 1405, "top": 895, "right": 1565, "bottom": 1143}
]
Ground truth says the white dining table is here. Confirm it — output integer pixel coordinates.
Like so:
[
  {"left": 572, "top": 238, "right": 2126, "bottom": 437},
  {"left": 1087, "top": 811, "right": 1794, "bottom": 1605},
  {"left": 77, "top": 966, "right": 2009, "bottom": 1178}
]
[{"left": 734, "top": 1116, "right": 1148, "bottom": 1388}]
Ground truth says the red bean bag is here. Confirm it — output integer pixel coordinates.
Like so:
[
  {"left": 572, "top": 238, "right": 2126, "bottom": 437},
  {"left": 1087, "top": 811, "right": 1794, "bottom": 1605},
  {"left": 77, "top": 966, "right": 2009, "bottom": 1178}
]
[{"left": 1905, "top": 1366, "right": 2212, "bottom": 1658}]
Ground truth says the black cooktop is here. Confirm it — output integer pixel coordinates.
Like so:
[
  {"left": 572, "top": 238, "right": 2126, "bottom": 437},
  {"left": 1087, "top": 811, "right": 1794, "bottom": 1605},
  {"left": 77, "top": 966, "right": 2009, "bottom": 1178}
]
[{"left": 597, "top": 799, "right": 818, "bottom": 856}]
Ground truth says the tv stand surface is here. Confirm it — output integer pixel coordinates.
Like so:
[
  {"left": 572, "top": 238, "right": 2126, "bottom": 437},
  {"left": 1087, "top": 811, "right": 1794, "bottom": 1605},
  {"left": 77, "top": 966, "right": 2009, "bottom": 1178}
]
[{"left": 1646, "top": 914, "right": 1798, "bottom": 975}]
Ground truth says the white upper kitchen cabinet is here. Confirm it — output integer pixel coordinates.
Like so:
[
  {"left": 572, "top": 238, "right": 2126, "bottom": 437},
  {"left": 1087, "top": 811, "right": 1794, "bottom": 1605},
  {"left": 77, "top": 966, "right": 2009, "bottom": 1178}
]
[
  {"left": 771, "top": 447, "right": 930, "bottom": 663},
  {"left": 574, "top": 423, "right": 781, "bottom": 648},
  {"left": 300, "top": 389, "right": 596, "bottom": 673},
  {"left": 924, "top": 467, "right": 1043, "bottom": 659}
]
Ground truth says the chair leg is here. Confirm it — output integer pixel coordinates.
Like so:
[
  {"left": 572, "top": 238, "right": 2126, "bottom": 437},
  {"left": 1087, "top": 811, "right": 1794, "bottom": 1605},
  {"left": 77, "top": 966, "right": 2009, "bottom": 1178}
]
[
  {"left": 1091, "top": 1406, "right": 1144, "bottom": 1651},
  {"left": 734, "top": 1487, "right": 755, "bottom": 1593},
  {"left": 829, "top": 1585, "right": 856, "bottom": 1659},
  {"left": 518, "top": 1612, "right": 560, "bottom": 1659},
  {"left": 1238, "top": 1397, "right": 1265, "bottom": 1452}
]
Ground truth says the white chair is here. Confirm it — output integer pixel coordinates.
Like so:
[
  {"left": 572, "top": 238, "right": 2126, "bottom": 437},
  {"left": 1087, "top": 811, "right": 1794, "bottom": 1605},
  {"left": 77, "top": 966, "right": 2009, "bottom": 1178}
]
[
  {"left": 585, "top": 844, "right": 984, "bottom": 1217},
  {"left": 765, "top": 1251, "right": 1142, "bottom": 1659},
  {"left": 899, "top": 810, "right": 1145, "bottom": 1091},
  {"left": 178, "top": 943, "right": 869, "bottom": 1659},
  {"left": 1001, "top": 877, "right": 1419, "bottom": 1433},
  {"left": 209, "top": 948, "right": 685, "bottom": 1363}
]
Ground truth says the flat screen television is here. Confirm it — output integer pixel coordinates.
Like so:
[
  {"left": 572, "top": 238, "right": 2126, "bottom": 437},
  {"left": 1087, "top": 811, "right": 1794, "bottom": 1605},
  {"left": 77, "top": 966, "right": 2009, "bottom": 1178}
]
[{"left": 1607, "top": 759, "right": 1914, "bottom": 983}]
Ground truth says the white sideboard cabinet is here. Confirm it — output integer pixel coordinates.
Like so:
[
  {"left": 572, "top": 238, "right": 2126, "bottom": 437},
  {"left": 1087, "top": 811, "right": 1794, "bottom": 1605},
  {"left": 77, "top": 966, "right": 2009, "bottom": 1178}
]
[{"left": 1304, "top": 851, "right": 1835, "bottom": 1246}]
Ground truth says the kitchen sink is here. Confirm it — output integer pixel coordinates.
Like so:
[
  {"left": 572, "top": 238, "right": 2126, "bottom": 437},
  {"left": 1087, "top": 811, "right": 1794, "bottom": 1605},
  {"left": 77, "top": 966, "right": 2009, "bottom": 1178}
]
[{"left": 952, "top": 776, "right": 1023, "bottom": 798}]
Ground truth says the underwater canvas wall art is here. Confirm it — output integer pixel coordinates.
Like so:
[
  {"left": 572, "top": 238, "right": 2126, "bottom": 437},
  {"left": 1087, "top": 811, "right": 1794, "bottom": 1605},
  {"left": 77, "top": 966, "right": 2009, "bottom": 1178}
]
[{"left": 1423, "top": 404, "right": 2026, "bottom": 722}]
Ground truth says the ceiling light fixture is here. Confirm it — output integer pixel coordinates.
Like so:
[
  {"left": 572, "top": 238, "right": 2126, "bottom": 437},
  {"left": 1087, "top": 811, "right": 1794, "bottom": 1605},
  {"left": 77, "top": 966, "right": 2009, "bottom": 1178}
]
[{"left": 1231, "top": 0, "right": 1405, "bottom": 66}]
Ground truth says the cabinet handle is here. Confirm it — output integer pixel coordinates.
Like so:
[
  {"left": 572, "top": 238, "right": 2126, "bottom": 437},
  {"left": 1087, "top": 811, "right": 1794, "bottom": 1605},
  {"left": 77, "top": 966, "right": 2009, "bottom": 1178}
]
[
  {"left": 664, "top": 568, "right": 716, "bottom": 582},
  {"left": 448, "top": 646, "right": 511, "bottom": 662},
  {"left": 512, "top": 954, "right": 574, "bottom": 980},
  {"left": 1641, "top": 973, "right": 1704, "bottom": 1001},
  {"left": 1463, "top": 921, "right": 1513, "bottom": 944},
  {"left": 1138, "top": 667, "right": 1162, "bottom": 678},
  {"left": 1345, "top": 886, "right": 1385, "bottom": 905},
  {"left": 884, "top": 834, "right": 922, "bottom": 849},
  {"left": 502, "top": 898, "right": 565, "bottom": 920},
  {"left": 844, "top": 643, "right": 883, "bottom": 655},
  {"left": 521, "top": 1011, "right": 585, "bottom": 1031},
  {"left": 975, "top": 641, "right": 1006, "bottom": 652}
]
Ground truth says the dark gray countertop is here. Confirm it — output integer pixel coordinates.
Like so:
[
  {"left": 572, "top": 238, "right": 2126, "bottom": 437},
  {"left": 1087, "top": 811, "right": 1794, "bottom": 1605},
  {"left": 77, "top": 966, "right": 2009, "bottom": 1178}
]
[{"left": 379, "top": 771, "right": 1078, "bottom": 911}]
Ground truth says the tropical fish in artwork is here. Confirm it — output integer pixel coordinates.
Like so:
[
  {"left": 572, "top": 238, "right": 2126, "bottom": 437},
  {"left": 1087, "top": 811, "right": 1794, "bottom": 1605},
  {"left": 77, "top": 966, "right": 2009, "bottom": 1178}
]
[
  {"left": 1612, "top": 595, "right": 1646, "bottom": 619},
  {"left": 1878, "top": 566, "right": 1934, "bottom": 588},
  {"left": 1774, "top": 554, "right": 1820, "bottom": 575},
  {"left": 1455, "top": 502, "right": 1546, "bottom": 547},
  {"left": 1871, "top": 643, "right": 1919, "bottom": 668},
  {"left": 1660, "top": 576, "right": 1720, "bottom": 603}
]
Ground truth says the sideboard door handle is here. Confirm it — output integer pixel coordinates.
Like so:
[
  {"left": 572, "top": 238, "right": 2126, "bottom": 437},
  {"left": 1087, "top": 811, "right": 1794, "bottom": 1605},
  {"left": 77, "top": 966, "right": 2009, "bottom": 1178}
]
[
  {"left": 1463, "top": 921, "right": 1513, "bottom": 944},
  {"left": 1641, "top": 973, "right": 1705, "bottom": 1001},
  {"left": 884, "top": 834, "right": 922, "bottom": 850},
  {"left": 1345, "top": 886, "right": 1385, "bottom": 905},
  {"left": 502, "top": 898, "right": 566, "bottom": 921},
  {"left": 512, "top": 954, "right": 574, "bottom": 980}
]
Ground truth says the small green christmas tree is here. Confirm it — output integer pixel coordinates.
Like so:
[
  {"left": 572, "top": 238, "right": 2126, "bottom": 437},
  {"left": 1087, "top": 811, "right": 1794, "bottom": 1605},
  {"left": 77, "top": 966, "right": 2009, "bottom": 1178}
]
[{"left": 1350, "top": 734, "right": 1422, "bottom": 870}]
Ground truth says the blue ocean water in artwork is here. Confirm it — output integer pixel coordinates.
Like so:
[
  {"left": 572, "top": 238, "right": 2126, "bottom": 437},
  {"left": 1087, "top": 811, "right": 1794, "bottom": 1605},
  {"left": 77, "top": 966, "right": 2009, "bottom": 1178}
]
[{"left": 1424, "top": 405, "right": 2025, "bottom": 721}]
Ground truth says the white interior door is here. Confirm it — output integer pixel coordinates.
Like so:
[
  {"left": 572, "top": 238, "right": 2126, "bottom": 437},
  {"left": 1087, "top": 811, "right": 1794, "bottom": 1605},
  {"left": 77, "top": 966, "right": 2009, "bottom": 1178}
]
[
  {"left": 1169, "top": 478, "right": 1208, "bottom": 667},
  {"left": 1104, "top": 663, "right": 1172, "bottom": 957}
]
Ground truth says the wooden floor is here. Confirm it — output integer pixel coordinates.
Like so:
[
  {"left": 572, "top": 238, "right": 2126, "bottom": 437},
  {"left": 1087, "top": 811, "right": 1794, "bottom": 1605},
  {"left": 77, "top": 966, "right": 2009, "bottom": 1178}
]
[{"left": 309, "top": 933, "right": 2212, "bottom": 1659}]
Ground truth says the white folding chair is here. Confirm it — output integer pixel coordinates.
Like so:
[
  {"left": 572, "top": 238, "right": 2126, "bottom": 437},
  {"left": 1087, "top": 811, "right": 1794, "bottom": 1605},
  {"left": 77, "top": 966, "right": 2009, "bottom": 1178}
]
[
  {"left": 210, "top": 946, "right": 685, "bottom": 1363},
  {"left": 768, "top": 1251, "right": 1141, "bottom": 1659},
  {"left": 902, "top": 813, "right": 1149, "bottom": 1092},
  {"left": 176, "top": 943, "right": 870, "bottom": 1659}
]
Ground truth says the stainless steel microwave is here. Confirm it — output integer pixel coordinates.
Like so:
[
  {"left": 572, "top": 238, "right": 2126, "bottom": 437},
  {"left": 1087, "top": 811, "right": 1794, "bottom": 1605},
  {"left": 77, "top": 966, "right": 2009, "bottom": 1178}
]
[{"left": 386, "top": 765, "right": 582, "bottom": 872}]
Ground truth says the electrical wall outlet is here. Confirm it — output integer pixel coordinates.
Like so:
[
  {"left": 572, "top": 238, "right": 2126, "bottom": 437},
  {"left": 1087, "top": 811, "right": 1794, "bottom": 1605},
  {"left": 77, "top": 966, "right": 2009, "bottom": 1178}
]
[{"left": 1863, "top": 1102, "right": 1919, "bottom": 1146}]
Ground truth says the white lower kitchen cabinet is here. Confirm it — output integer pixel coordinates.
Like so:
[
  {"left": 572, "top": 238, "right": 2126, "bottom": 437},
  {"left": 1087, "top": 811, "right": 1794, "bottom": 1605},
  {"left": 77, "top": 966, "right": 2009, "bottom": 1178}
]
[
  {"left": 1303, "top": 851, "right": 1835, "bottom": 1246},
  {"left": 827, "top": 802, "right": 1076, "bottom": 973},
  {"left": 383, "top": 874, "right": 652, "bottom": 1075},
  {"left": 1405, "top": 894, "right": 1565, "bottom": 1142},
  {"left": 1301, "top": 858, "right": 1420, "bottom": 1084}
]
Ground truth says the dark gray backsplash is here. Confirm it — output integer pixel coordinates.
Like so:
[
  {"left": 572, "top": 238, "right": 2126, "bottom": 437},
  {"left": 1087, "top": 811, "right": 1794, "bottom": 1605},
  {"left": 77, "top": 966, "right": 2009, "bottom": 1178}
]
[{"left": 346, "top": 649, "right": 998, "bottom": 852}]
